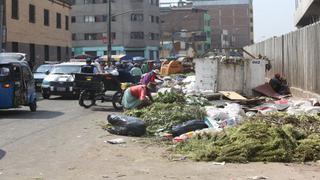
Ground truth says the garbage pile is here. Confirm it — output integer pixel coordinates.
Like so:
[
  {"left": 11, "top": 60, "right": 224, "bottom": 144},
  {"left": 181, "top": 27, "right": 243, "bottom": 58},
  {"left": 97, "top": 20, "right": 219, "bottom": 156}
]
[
  {"left": 174, "top": 113, "right": 320, "bottom": 163},
  {"left": 104, "top": 74, "right": 320, "bottom": 163},
  {"left": 125, "top": 92, "right": 207, "bottom": 135}
]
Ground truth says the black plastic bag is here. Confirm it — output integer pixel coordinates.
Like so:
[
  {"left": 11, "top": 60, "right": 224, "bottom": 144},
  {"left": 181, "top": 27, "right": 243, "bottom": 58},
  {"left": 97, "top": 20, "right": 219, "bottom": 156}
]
[
  {"left": 171, "top": 120, "right": 208, "bottom": 137},
  {"left": 107, "top": 114, "right": 146, "bottom": 137}
]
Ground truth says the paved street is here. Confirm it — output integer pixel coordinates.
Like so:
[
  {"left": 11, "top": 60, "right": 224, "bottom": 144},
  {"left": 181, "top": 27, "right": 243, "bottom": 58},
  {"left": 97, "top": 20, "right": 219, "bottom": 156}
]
[{"left": 0, "top": 98, "right": 320, "bottom": 180}]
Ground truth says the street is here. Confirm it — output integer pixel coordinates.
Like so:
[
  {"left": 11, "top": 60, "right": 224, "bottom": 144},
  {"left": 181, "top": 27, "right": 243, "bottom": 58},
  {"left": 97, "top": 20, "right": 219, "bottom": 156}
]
[{"left": 0, "top": 98, "right": 320, "bottom": 180}]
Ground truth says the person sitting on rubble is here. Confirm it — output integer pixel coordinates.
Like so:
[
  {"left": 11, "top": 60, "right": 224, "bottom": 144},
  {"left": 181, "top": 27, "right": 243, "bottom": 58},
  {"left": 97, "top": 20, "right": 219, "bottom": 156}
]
[
  {"left": 269, "top": 73, "right": 290, "bottom": 95},
  {"left": 140, "top": 69, "right": 161, "bottom": 85},
  {"left": 121, "top": 82, "right": 157, "bottom": 110}
]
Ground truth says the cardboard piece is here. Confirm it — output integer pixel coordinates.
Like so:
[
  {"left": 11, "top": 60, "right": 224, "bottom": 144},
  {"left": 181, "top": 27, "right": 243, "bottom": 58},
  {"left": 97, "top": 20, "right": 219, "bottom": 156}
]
[{"left": 219, "top": 91, "right": 247, "bottom": 100}]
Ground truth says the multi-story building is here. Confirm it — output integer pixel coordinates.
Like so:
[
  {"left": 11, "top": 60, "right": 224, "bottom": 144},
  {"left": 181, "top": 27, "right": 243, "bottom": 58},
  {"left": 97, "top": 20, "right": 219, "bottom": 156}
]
[
  {"left": 160, "top": 6, "right": 211, "bottom": 57},
  {"left": 295, "top": 0, "right": 320, "bottom": 28},
  {"left": 1, "top": 0, "right": 72, "bottom": 68},
  {"left": 71, "top": 0, "right": 161, "bottom": 60},
  {"left": 190, "top": 0, "right": 254, "bottom": 49}
]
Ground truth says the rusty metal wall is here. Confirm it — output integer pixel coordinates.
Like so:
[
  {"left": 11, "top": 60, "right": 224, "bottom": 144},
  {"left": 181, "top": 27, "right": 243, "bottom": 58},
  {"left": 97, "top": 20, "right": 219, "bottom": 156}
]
[{"left": 244, "top": 21, "right": 320, "bottom": 94}]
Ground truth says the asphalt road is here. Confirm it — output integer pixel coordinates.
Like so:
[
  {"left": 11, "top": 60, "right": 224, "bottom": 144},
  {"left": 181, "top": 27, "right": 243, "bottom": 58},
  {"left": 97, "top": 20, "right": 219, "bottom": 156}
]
[
  {"left": 0, "top": 97, "right": 118, "bottom": 179},
  {"left": 1, "top": 98, "right": 320, "bottom": 180}
]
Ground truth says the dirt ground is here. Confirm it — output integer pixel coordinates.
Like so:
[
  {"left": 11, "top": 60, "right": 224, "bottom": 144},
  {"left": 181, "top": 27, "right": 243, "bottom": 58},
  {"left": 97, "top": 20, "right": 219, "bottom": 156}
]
[{"left": 1, "top": 99, "right": 320, "bottom": 180}]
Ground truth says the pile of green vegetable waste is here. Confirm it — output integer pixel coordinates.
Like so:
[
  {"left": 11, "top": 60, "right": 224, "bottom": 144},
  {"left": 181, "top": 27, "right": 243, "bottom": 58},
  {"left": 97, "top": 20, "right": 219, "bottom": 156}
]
[
  {"left": 174, "top": 113, "right": 320, "bottom": 163},
  {"left": 125, "top": 92, "right": 206, "bottom": 134}
]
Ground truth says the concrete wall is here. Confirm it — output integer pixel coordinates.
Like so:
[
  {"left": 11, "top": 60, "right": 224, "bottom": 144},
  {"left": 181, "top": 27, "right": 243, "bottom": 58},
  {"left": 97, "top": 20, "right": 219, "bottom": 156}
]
[
  {"left": 244, "top": 21, "right": 320, "bottom": 97},
  {"left": 195, "top": 57, "right": 265, "bottom": 95}
]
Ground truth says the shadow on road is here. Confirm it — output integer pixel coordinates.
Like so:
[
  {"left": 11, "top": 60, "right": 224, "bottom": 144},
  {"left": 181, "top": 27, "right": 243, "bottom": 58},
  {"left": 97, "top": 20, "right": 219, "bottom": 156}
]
[
  {"left": 0, "top": 110, "right": 64, "bottom": 120},
  {"left": 48, "top": 96, "right": 79, "bottom": 101},
  {"left": 0, "top": 149, "right": 6, "bottom": 160},
  {"left": 91, "top": 106, "right": 123, "bottom": 113}
]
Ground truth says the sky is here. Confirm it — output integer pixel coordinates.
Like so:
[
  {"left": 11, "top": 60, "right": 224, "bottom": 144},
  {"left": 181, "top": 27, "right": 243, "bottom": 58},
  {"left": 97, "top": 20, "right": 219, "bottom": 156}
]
[{"left": 160, "top": 0, "right": 296, "bottom": 43}]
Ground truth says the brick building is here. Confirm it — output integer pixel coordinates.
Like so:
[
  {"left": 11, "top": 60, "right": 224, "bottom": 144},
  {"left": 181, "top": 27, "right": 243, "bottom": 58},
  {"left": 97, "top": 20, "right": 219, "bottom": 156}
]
[
  {"left": 1, "top": 0, "right": 72, "bottom": 69},
  {"left": 160, "top": 6, "right": 211, "bottom": 57},
  {"left": 190, "top": 0, "right": 254, "bottom": 49}
]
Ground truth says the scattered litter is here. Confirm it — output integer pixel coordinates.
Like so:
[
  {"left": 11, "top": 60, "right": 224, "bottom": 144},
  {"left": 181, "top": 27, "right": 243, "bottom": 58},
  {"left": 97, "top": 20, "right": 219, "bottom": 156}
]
[
  {"left": 212, "top": 161, "right": 226, "bottom": 165},
  {"left": 248, "top": 176, "right": 268, "bottom": 180},
  {"left": 169, "top": 155, "right": 187, "bottom": 161},
  {"left": 105, "top": 138, "right": 126, "bottom": 144}
]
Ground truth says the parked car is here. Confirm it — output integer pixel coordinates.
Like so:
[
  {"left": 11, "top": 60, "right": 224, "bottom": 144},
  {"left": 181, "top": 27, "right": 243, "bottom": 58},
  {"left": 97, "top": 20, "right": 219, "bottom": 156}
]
[
  {"left": 33, "top": 64, "right": 56, "bottom": 91},
  {"left": 41, "top": 62, "right": 100, "bottom": 99}
]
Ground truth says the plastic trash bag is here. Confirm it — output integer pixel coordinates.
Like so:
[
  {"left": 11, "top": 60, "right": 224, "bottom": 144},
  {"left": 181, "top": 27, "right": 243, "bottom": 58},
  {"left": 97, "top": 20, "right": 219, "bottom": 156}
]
[
  {"left": 171, "top": 120, "right": 208, "bottom": 137},
  {"left": 205, "top": 107, "right": 229, "bottom": 121},
  {"left": 107, "top": 114, "right": 146, "bottom": 137}
]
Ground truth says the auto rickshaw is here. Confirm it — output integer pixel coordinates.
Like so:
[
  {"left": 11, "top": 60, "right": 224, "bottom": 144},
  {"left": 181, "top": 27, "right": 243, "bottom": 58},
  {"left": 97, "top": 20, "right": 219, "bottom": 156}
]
[{"left": 0, "top": 53, "right": 37, "bottom": 111}]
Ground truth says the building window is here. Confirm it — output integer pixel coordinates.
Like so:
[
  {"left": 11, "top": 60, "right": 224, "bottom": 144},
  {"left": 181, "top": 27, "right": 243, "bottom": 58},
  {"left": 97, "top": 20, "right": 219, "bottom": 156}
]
[
  {"left": 66, "top": 47, "right": 69, "bottom": 57},
  {"left": 71, "top": 16, "right": 76, "bottom": 23},
  {"left": 56, "top": 13, "right": 61, "bottom": 29},
  {"left": 95, "top": 15, "right": 108, "bottom": 22},
  {"left": 72, "top": 33, "right": 76, "bottom": 40},
  {"left": 29, "top": 44, "right": 35, "bottom": 64},
  {"left": 84, "top": 0, "right": 108, "bottom": 4},
  {"left": 11, "top": 0, "right": 19, "bottom": 20},
  {"left": 84, "top": 33, "right": 103, "bottom": 40},
  {"left": 57, "top": 46, "right": 61, "bottom": 60},
  {"left": 65, "top": 16, "right": 69, "bottom": 30},
  {"left": 149, "top": 50, "right": 153, "bottom": 60},
  {"left": 44, "top": 45, "right": 49, "bottom": 61},
  {"left": 131, "top": 32, "right": 144, "bottom": 39},
  {"left": 84, "top": 15, "right": 107, "bottom": 23},
  {"left": 84, "top": 16, "right": 95, "bottom": 23},
  {"left": 111, "top": 32, "right": 116, "bottom": 40},
  {"left": 156, "top": 16, "right": 159, "bottom": 23},
  {"left": 44, "top": 9, "right": 49, "bottom": 26},
  {"left": 29, "top": 4, "right": 36, "bottom": 23},
  {"left": 149, "top": 15, "right": 154, "bottom": 23},
  {"left": 131, "top": 14, "right": 144, "bottom": 22},
  {"left": 12, "top": 42, "right": 19, "bottom": 52}
]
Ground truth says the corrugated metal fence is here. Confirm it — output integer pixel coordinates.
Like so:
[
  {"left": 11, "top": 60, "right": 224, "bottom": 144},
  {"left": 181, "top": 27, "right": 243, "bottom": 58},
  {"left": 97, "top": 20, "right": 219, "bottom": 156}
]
[{"left": 244, "top": 21, "right": 320, "bottom": 94}]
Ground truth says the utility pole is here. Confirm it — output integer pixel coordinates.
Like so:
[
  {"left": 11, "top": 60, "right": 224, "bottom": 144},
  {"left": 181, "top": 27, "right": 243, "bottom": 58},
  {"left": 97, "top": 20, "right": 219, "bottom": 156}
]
[
  {"left": 107, "top": 1, "right": 112, "bottom": 65},
  {"left": 0, "top": 0, "right": 4, "bottom": 52}
]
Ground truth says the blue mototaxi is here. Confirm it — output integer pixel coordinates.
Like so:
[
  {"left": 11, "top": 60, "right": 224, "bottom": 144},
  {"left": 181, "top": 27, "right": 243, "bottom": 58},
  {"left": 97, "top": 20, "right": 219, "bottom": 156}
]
[{"left": 0, "top": 54, "right": 37, "bottom": 111}]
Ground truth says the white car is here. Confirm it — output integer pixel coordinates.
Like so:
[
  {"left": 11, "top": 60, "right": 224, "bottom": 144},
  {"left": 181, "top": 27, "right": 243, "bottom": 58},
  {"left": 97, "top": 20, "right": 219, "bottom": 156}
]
[{"left": 41, "top": 62, "right": 100, "bottom": 99}]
